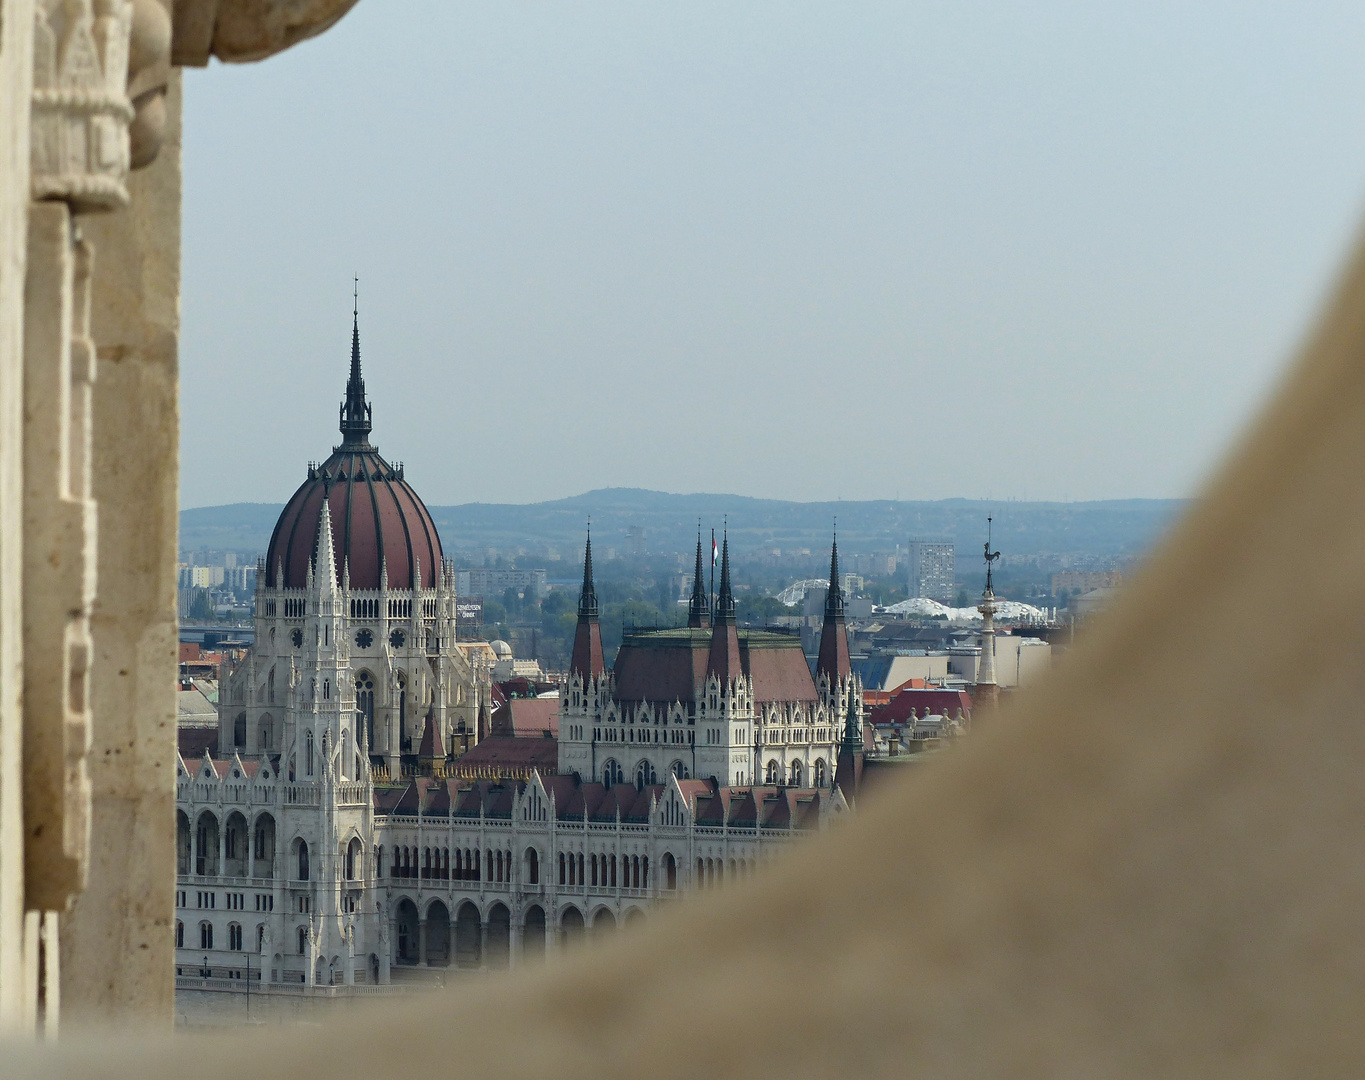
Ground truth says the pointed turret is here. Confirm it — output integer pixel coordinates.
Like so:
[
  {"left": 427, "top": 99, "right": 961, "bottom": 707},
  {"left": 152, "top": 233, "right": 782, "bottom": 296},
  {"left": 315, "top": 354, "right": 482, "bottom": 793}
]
[
  {"left": 834, "top": 681, "right": 864, "bottom": 800},
  {"left": 816, "top": 532, "right": 851, "bottom": 684},
  {"left": 569, "top": 531, "right": 605, "bottom": 680},
  {"left": 339, "top": 283, "right": 373, "bottom": 448},
  {"left": 313, "top": 493, "right": 339, "bottom": 593},
  {"left": 687, "top": 527, "right": 710, "bottom": 629},
  {"left": 417, "top": 701, "right": 444, "bottom": 774},
  {"left": 707, "top": 530, "right": 741, "bottom": 683}
]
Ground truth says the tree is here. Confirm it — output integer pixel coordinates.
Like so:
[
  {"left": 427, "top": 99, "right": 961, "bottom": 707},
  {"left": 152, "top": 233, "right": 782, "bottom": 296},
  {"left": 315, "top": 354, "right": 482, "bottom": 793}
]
[
  {"left": 188, "top": 587, "right": 214, "bottom": 621},
  {"left": 955, "top": 588, "right": 970, "bottom": 608}
]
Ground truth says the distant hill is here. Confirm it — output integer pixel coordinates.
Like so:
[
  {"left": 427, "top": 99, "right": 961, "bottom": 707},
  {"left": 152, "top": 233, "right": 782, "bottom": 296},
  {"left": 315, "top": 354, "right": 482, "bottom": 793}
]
[{"left": 180, "top": 489, "right": 1187, "bottom": 561}]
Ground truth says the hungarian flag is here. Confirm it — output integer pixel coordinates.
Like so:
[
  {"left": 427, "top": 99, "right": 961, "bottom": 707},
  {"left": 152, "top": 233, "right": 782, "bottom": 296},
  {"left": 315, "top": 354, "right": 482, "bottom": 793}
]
[{"left": 712, "top": 537, "right": 719, "bottom": 567}]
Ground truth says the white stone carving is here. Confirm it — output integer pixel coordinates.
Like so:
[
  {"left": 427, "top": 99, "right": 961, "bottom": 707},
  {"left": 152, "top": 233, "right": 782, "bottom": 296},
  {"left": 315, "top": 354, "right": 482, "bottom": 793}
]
[{"left": 30, "top": 0, "right": 135, "bottom": 211}]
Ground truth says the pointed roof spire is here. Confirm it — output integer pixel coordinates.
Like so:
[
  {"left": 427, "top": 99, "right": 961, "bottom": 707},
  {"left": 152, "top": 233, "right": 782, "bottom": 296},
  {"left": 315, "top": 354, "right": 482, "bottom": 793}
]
[
  {"left": 313, "top": 495, "right": 338, "bottom": 593},
  {"left": 417, "top": 701, "right": 444, "bottom": 768},
  {"left": 714, "top": 527, "right": 735, "bottom": 623},
  {"left": 578, "top": 526, "right": 599, "bottom": 618},
  {"left": 707, "top": 524, "right": 742, "bottom": 682},
  {"left": 835, "top": 681, "right": 864, "bottom": 801},
  {"left": 824, "top": 526, "right": 845, "bottom": 620},
  {"left": 570, "top": 527, "right": 605, "bottom": 679},
  {"left": 817, "top": 529, "right": 852, "bottom": 683},
  {"left": 688, "top": 523, "right": 710, "bottom": 629},
  {"left": 339, "top": 277, "right": 373, "bottom": 447}
]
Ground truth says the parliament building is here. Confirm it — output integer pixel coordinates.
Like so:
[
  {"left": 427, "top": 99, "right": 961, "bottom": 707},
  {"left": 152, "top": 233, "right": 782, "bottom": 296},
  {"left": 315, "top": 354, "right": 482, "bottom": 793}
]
[{"left": 174, "top": 313, "right": 859, "bottom": 986}]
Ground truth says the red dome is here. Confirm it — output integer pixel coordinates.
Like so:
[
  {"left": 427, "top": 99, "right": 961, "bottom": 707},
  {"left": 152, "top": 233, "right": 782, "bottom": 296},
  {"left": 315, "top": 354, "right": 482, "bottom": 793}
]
[
  {"left": 267, "top": 304, "right": 444, "bottom": 591},
  {"left": 266, "top": 448, "right": 442, "bottom": 591}
]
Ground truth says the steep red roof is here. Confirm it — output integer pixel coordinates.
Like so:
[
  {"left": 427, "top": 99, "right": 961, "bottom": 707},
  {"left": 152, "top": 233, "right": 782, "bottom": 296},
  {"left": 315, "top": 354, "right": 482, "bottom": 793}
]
[
  {"left": 570, "top": 616, "right": 605, "bottom": 680},
  {"left": 613, "top": 629, "right": 817, "bottom": 706},
  {"left": 417, "top": 709, "right": 444, "bottom": 759}
]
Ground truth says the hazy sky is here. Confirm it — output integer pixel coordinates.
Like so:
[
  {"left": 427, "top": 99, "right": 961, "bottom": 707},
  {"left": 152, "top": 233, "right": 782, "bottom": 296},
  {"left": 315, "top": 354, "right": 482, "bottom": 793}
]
[{"left": 181, "top": 2, "right": 1365, "bottom": 509}]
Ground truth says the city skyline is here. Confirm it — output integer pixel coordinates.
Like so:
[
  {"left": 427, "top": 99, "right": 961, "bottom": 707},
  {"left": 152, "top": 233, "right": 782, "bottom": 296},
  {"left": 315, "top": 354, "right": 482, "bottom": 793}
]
[{"left": 180, "top": 2, "right": 1365, "bottom": 507}]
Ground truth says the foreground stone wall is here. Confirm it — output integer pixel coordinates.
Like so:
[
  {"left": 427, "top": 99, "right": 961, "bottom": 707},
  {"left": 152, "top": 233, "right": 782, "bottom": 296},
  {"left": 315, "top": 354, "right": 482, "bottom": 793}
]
[
  {"left": 0, "top": 0, "right": 359, "bottom": 1034},
  {"left": 58, "top": 71, "right": 183, "bottom": 1027}
]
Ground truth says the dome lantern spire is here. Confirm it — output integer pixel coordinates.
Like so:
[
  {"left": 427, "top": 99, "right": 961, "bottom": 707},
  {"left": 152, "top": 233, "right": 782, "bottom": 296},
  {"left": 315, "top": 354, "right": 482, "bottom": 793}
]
[{"left": 340, "top": 277, "right": 373, "bottom": 447}]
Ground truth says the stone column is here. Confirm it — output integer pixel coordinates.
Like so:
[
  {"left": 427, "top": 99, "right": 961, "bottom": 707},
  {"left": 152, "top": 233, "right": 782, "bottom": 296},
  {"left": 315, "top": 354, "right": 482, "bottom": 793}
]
[
  {"left": 508, "top": 917, "right": 521, "bottom": 970},
  {"left": 58, "top": 71, "right": 182, "bottom": 1027},
  {"left": 417, "top": 916, "right": 427, "bottom": 967},
  {"left": 0, "top": 0, "right": 35, "bottom": 1032},
  {"left": 479, "top": 919, "right": 489, "bottom": 971}
]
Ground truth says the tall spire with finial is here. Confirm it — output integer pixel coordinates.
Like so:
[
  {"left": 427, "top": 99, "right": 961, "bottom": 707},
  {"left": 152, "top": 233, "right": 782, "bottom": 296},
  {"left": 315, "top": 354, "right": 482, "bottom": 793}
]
[
  {"left": 714, "top": 527, "right": 735, "bottom": 622},
  {"left": 707, "top": 525, "right": 741, "bottom": 682},
  {"left": 578, "top": 526, "right": 598, "bottom": 618},
  {"left": 688, "top": 523, "right": 710, "bottom": 628},
  {"left": 824, "top": 526, "right": 845, "bottom": 620},
  {"left": 339, "top": 276, "right": 373, "bottom": 447},
  {"left": 816, "top": 527, "right": 851, "bottom": 684},
  {"left": 570, "top": 526, "right": 605, "bottom": 679}
]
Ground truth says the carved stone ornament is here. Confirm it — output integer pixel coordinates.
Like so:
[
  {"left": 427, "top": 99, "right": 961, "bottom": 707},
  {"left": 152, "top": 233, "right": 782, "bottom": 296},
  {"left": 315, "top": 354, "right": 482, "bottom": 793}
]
[{"left": 30, "top": 0, "right": 136, "bottom": 212}]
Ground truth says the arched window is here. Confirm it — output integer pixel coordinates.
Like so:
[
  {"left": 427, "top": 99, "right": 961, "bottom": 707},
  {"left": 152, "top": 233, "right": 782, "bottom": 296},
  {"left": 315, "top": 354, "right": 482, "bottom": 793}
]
[
  {"left": 814, "top": 758, "right": 827, "bottom": 787},
  {"left": 296, "top": 839, "right": 310, "bottom": 881},
  {"left": 642, "top": 855, "right": 649, "bottom": 888},
  {"left": 671, "top": 760, "right": 689, "bottom": 780},
  {"left": 267, "top": 667, "right": 275, "bottom": 704},
  {"left": 175, "top": 920, "right": 184, "bottom": 948},
  {"left": 559, "top": 852, "right": 566, "bottom": 885},
  {"left": 664, "top": 853, "right": 677, "bottom": 890},
  {"left": 306, "top": 730, "right": 315, "bottom": 776},
  {"left": 298, "top": 927, "right": 308, "bottom": 955},
  {"left": 233, "top": 712, "right": 246, "bottom": 748},
  {"left": 323, "top": 678, "right": 330, "bottom": 699},
  {"left": 790, "top": 760, "right": 804, "bottom": 786},
  {"left": 765, "top": 760, "right": 779, "bottom": 784},
  {"left": 194, "top": 812, "right": 219, "bottom": 876},
  {"left": 590, "top": 854, "right": 598, "bottom": 887},
  {"left": 346, "top": 837, "right": 361, "bottom": 880},
  {"left": 258, "top": 713, "right": 274, "bottom": 751},
  {"left": 609, "top": 854, "right": 617, "bottom": 887},
  {"left": 355, "top": 672, "right": 375, "bottom": 747},
  {"left": 602, "top": 759, "right": 624, "bottom": 786},
  {"left": 632, "top": 855, "right": 641, "bottom": 888},
  {"left": 228, "top": 923, "right": 243, "bottom": 951},
  {"left": 526, "top": 848, "right": 539, "bottom": 885},
  {"left": 635, "top": 761, "right": 657, "bottom": 790},
  {"left": 200, "top": 922, "right": 213, "bottom": 950}
]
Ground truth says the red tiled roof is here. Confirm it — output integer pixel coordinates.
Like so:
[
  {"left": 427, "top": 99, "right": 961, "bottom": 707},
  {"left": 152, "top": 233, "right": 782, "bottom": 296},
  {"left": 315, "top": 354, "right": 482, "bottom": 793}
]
[{"left": 490, "top": 698, "right": 559, "bottom": 738}]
